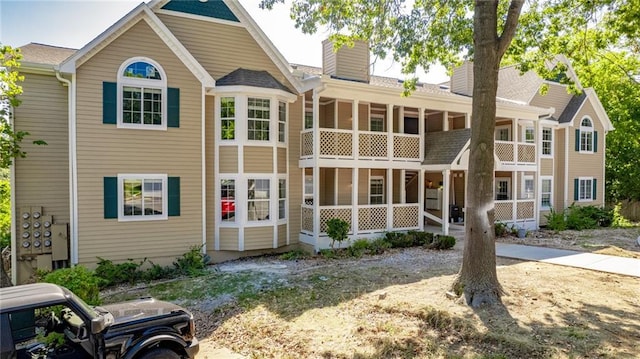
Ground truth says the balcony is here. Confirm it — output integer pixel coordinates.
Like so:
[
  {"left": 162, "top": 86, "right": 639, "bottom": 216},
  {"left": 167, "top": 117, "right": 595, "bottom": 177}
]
[
  {"left": 495, "top": 141, "right": 536, "bottom": 165},
  {"left": 495, "top": 199, "right": 535, "bottom": 222},
  {"left": 300, "top": 129, "right": 421, "bottom": 162}
]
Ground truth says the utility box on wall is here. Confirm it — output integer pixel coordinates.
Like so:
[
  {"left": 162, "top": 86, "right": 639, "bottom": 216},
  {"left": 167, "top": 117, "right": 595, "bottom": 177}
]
[{"left": 15, "top": 206, "right": 69, "bottom": 284}]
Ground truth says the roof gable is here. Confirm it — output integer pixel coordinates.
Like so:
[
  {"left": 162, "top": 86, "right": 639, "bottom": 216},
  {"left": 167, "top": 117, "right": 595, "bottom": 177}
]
[
  {"left": 59, "top": 3, "right": 215, "bottom": 88},
  {"left": 161, "top": 0, "right": 239, "bottom": 22}
]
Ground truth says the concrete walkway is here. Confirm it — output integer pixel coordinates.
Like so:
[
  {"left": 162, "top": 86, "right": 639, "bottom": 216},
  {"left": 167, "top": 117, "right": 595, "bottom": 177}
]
[{"left": 496, "top": 243, "right": 640, "bottom": 277}]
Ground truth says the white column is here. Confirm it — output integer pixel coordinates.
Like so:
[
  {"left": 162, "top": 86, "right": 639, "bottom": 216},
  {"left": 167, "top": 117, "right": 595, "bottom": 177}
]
[
  {"left": 465, "top": 112, "right": 471, "bottom": 128},
  {"left": 512, "top": 172, "right": 518, "bottom": 224},
  {"left": 399, "top": 106, "right": 404, "bottom": 133},
  {"left": 387, "top": 104, "right": 394, "bottom": 159},
  {"left": 513, "top": 118, "right": 518, "bottom": 163},
  {"left": 353, "top": 100, "right": 359, "bottom": 160},
  {"left": 418, "top": 108, "right": 425, "bottom": 160},
  {"left": 352, "top": 167, "right": 358, "bottom": 235},
  {"left": 442, "top": 169, "right": 451, "bottom": 235},
  {"left": 387, "top": 169, "right": 393, "bottom": 230},
  {"left": 400, "top": 169, "right": 406, "bottom": 204},
  {"left": 443, "top": 111, "right": 449, "bottom": 131},
  {"left": 312, "top": 89, "right": 321, "bottom": 249},
  {"left": 418, "top": 170, "right": 425, "bottom": 230}
]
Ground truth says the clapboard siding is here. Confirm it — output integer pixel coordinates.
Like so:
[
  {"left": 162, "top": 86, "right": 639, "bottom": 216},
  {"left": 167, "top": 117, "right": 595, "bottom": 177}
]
[
  {"left": 14, "top": 73, "right": 70, "bottom": 225},
  {"left": 244, "top": 226, "right": 273, "bottom": 250},
  {"left": 243, "top": 146, "right": 273, "bottom": 173},
  {"left": 287, "top": 97, "right": 303, "bottom": 243},
  {"left": 219, "top": 227, "right": 239, "bottom": 251},
  {"left": 74, "top": 20, "right": 202, "bottom": 266},
  {"left": 219, "top": 146, "right": 238, "bottom": 173}
]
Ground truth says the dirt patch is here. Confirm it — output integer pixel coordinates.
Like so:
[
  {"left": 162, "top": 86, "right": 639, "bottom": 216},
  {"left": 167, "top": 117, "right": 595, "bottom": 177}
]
[{"left": 102, "top": 228, "right": 640, "bottom": 358}]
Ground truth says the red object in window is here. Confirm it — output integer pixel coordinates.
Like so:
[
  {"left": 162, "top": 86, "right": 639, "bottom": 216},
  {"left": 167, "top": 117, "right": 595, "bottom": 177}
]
[{"left": 221, "top": 197, "right": 235, "bottom": 219}]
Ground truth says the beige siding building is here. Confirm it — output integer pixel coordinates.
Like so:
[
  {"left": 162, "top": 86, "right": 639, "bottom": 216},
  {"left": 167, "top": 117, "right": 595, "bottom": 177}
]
[{"left": 10, "top": 0, "right": 612, "bottom": 284}]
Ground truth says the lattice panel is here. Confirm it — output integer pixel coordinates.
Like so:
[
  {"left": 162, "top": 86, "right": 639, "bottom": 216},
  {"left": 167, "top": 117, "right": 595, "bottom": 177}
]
[
  {"left": 518, "top": 144, "right": 536, "bottom": 163},
  {"left": 359, "top": 133, "right": 388, "bottom": 158},
  {"left": 358, "top": 207, "right": 387, "bottom": 231},
  {"left": 393, "top": 205, "right": 419, "bottom": 228},
  {"left": 393, "top": 135, "right": 420, "bottom": 159},
  {"left": 320, "top": 130, "right": 353, "bottom": 157},
  {"left": 495, "top": 202, "right": 513, "bottom": 221},
  {"left": 517, "top": 201, "right": 535, "bottom": 219},
  {"left": 301, "top": 131, "right": 313, "bottom": 157},
  {"left": 319, "top": 208, "right": 352, "bottom": 233},
  {"left": 495, "top": 142, "right": 514, "bottom": 162},
  {"left": 301, "top": 206, "right": 314, "bottom": 232}
]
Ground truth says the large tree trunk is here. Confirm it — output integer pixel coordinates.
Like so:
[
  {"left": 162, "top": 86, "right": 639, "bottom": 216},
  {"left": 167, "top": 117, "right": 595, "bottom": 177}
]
[{"left": 453, "top": 0, "right": 523, "bottom": 307}]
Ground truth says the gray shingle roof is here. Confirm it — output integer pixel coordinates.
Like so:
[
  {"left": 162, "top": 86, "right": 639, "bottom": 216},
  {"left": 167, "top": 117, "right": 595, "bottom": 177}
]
[
  {"left": 217, "top": 68, "right": 293, "bottom": 93},
  {"left": 423, "top": 128, "right": 471, "bottom": 165},
  {"left": 17, "top": 43, "right": 77, "bottom": 66},
  {"left": 497, "top": 65, "right": 543, "bottom": 103},
  {"left": 558, "top": 92, "right": 587, "bottom": 123}
]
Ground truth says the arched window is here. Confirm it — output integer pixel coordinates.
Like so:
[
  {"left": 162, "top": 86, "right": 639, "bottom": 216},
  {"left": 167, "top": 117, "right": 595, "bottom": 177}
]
[
  {"left": 118, "top": 57, "right": 167, "bottom": 129},
  {"left": 579, "top": 117, "right": 594, "bottom": 152}
]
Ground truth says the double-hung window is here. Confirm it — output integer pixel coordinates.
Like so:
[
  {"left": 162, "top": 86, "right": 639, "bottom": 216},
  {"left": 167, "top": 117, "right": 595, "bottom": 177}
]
[
  {"left": 278, "top": 102, "right": 286, "bottom": 143},
  {"left": 220, "top": 179, "right": 236, "bottom": 221},
  {"left": 119, "top": 174, "right": 167, "bottom": 220},
  {"left": 279, "top": 179, "right": 286, "bottom": 219},
  {"left": 248, "top": 179, "right": 270, "bottom": 221},
  {"left": 541, "top": 177, "right": 552, "bottom": 209},
  {"left": 524, "top": 127, "right": 535, "bottom": 143},
  {"left": 578, "top": 178, "right": 594, "bottom": 201},
  {"left": 495, "top": 178, "right": 510, "bottom": 200},
  {"left": 220, "top": 97, "right": 235, "bottom": 140},
  {"left": 118, "top": 59, "right": 167, "bottom": 129},
  {"left": 370, "top": 177, "right": 384, "bottom": 204},
  {"left": 248, "top": 98, "right": 270, "bottom": 141},
  {"left": 579, "top": 118, "right": 594, "bottom": 152},
  {"left": 541, "top": 127, "right": 552, "bottom": 156},
  {"left": 370, "top": 115, "right": 384, "bottom": 132}
]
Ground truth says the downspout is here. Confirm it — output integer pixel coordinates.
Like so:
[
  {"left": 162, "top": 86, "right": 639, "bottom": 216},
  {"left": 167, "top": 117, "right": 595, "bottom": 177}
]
[
  {"left": 56, "top": 70, "right": 78, "bottom": 265},
  {"left": 201, "top": 85, "right": 207, "bottom": 254}
]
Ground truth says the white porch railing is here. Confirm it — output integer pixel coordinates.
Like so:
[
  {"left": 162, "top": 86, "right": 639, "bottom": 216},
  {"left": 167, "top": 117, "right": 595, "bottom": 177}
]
[
  {"left": 495, "top": 199, "right": 535, "bottom": 221},
  {"left": 300, "top": 129, "right": 421, "bottom": 161},
  {"left": 495, "top": 141, "right": 536, "bottom": 165}
]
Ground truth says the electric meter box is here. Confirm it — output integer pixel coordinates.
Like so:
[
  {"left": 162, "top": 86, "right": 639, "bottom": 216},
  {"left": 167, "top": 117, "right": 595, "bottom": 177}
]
[{"left": 18, "top": 206, "right": 43, "bottom": 256}]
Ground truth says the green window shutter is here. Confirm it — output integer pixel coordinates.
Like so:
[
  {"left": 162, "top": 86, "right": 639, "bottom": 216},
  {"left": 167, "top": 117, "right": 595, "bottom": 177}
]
[
  {"left": 103, "top": 82, "right": 117, "bottom": 124},
  {"left": 574, "top": 178, "right": 579, "bottom": 201},
  {"left": 168, "top": 176, "right": 180, "bottom": 216},
  {"left": 592, "top": 178, "right": 597, "bottom": 200},
  {"left": 593, "top": 131, "right": 598, "bottom": 152},
  {"left": 104, "top": 177, "right": 118, "bottom": 219},
  {"left": 574, "top": 129, "right": 580, "bottom": 151},
  {"left": 167, "top": 88, "right": 180, "bottom": 128}
]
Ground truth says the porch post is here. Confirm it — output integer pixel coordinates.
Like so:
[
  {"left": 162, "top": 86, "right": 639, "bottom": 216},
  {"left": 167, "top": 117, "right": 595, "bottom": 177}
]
[
  {"left": 418, "top": 169, "right": 424, "bottom": 230},
  {"left": 353, "top": 100, "right": 359, "bottom": 160},
  {"left": 513, "top": 118, "right": 519, "bottom": 164},
  {"left": 419, "top": 107, "right": 425, "bottom": 160},
  {"left": 387, "top": 168, "right": 393, "bottom": 230},
  {"left": 443, "top": 111, "right": 449, "bottom": 131},
  {"left": 465, "top": 112, "right": 471, "bottom": 129},
  {"left": 352, "top": 167, "right": 359, "bottom": 236},
  {"left": 442, "top": 169, "right": 451, "bottom": 235},
  {"left": 387, "top": 104, "right": 394, "bottom": 159},
  {"left": 513, "top": 171, "right": 518, "bottom": 223},
  {"left": 312, "top": 89, "right": 321, "bottom": 249}
]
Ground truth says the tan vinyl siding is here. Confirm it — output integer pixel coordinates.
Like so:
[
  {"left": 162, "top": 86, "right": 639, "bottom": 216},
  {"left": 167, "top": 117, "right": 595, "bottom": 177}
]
[
  {"left": 277, "top": 224, "right": 287, "bottom": 247},
  {"left": 555, "top": 128, "right": 566, "bottom": 210},
  {"left": 219, "top": 146, "right": 238, "bottom": 173},
  {"left": 530, "top": 85, "right": 574, "bottom": 119},
  {"left": 323, "top": 39, "right": 370, "bottom": 83},
  {"left": 244, "top": 146, "right": 273, "bottom": 173},
  {"left": 244, "top": 226, "right": 273, "bottom": 250},
  {"left": 74, "top": 20, "right": 202, "bottom": 267},
  {"left": 287, "top": 97, "right": 302, "bottom": 242},
  {"left": 157, "top": 13, "right": 296, "bottom": 90},
  {"left": 337, "top": 101, "right": 352, "bottom": 130},
  {"left": 277, "top": 148, "right": 286, "bottom": 174},
  {"left": 450, "top": 62, "right": 473, "bottom": 96},
  {"left": 392, "top": 170, "right": 401, "bottom": 203},
  {"left": 320, "top": 168, "right": 335, "bottom": 205},
  {"left": 540, "top": 158, "right": 553, "bottom": 176},
  {"left": 358, "top": 169, "right": 368, "bottom": 205},
  {"left": 358, "top": 103, "right": 369, "bottom": 131},
  {"left": 322, "top": 40, "right": 337, "bottom": 75},
  {"left": 566, "top": 100, "right": 605, "bottom": 206},
  {"left": 219, "top": 228, "right": 239, "bottom": 251},
  {"left": 337, "top": 168, "right": 352, "bottom": 205},
  {"left": 14, "top": 73, "right": 70, "bottom": 226}
]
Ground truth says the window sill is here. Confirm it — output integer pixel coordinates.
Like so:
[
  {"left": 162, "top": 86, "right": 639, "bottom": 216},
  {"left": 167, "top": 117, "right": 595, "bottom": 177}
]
[{"left": 118, "top": 215, "right": 168, "bottom": 222}]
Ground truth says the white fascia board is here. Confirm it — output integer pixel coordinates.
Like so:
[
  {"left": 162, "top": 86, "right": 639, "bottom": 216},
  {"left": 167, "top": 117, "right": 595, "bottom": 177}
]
[
  {"left": 58, "top": 4, "right": 215, "bottom": 89},
  {"left": 224, "top": 0, "right": 303, "bottom": 94},
  {"left": 208, "top": 85, "right": 298, "bottom": 102},
  {"left": 19, "top": 62, "right": 56, "bottom": 75}
]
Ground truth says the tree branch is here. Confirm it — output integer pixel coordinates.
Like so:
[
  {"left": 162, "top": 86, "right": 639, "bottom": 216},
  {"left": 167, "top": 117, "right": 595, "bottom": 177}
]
[{"left": 497, "top": 0, "right": 524, "bottom": 57}]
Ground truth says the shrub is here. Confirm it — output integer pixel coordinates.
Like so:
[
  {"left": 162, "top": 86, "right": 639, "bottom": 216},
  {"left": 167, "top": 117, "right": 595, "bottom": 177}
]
[
  {"left": 367, "top": 237, "right": 392, "bottom": 254},
  {"left": 494, "top": 222, "right": 509, "bottom": 237},
  {"left": 385, "top": 231, "right": 414, "bottom": 248},
  {"left": 42, "top": 266, "right": 102, "bottom": 305},
  {"left": 407, "top": 230, "right": 433, "bottom": 246},
  {"left": 141, "top": 261, "right": 175, "bottom": 281},
  {"left": 279, "top": 249, "right": 311, "bottom": 260},
  {"left": 173, "top": 245, "right": 210, "bottom": 277},
  {"left": 565, "top": 205, "right": 610, "bottom": 230},
  {"left": 318, "top": 248, "right": 337, "bottom": 259},
  {"left": 430, "top": 235, "right": 456, "bottom": 250},
  {"left": 545, "top": 208, "right": 567, "bottom": 231},
  {"left": 95, "top": 257, "right": 145, "bottom": 288},
  {"left": 326, "top": 218, "right": 350, "bottom": 249},
  {"left": 347, "top": 238, "right": 370, "bottom": 258},
  {"left": 611, "top": 203, "right": 633, "bottom": 228}
]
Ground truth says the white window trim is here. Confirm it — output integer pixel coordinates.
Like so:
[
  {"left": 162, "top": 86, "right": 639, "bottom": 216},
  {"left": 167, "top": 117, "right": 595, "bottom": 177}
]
[
  {"left": 247, "top": 178, "right": 271, "bottom": 222},
  {"left": 523, "top": 126, "right": 535, "bottom": 143},
  {"left": 541, "top": 127, "right": 553, "bottom": 157},
  {"left": 521, "top": 175, "right": 534, "bottom": 199},
  {"left": 495, "top": 177, "right": 511, "bottom": 201},
  {"left": 578, "top": 177, "right": 594, "bottom": 202},
  {"left": 579, "top": 116, "right": 594, "bottom": 154},
  {"left": 219, "top": 177, "right": 237, "bottom": 223},
  {"left": 117, "top": 57, "right": 167, "bottom": 131},
  {"left": 540, "top": 176, "right": 553, "bottom": 210},
  {"left": 117, "top": 174, "right": 168, "bottom": 222},
  {"left": 278, "top": 175, "right": 287, "bottom": 223},
  {"left": 247, "top": 97, "right": 271, "bottom": 142},
  {"left": 495, "top": 125, "right": 511, "bottom": 141},
  {"left": 278, "top": 101, "right": 287, "bottom": 145},
  {"left": 369, "top": 176, "right": 385, "bottom": 205}
]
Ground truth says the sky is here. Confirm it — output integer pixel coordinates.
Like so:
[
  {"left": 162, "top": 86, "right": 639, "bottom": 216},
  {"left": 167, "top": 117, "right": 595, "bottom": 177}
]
[{"left": 0, "top": 0, "right": 449, "bottom": 84}]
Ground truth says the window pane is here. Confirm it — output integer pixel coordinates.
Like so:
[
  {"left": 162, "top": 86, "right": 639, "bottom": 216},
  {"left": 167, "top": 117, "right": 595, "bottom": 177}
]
[
  {"left": 143, "top": 179, "right": 163, "bottom": 215},
  {"left": 123, "top": 61, "right": 161, "bottom": 80},
  {"left": 221, "top": 179, "right": 235, "bottom": 221},
  {"left": 279, "top": 179, "right": 286, "bottom": 219},
  {"left": 370, "top": 117, "right": 384, "bottom": 132},
  {"left": 248, "top": 179, "right": 270, "bottom": 221},
  {"left": 123, "top": 179, "right": 142, "bottom": 216},
  {"left": 221, "top": 119, "right": 235, "bottom": 140}
]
